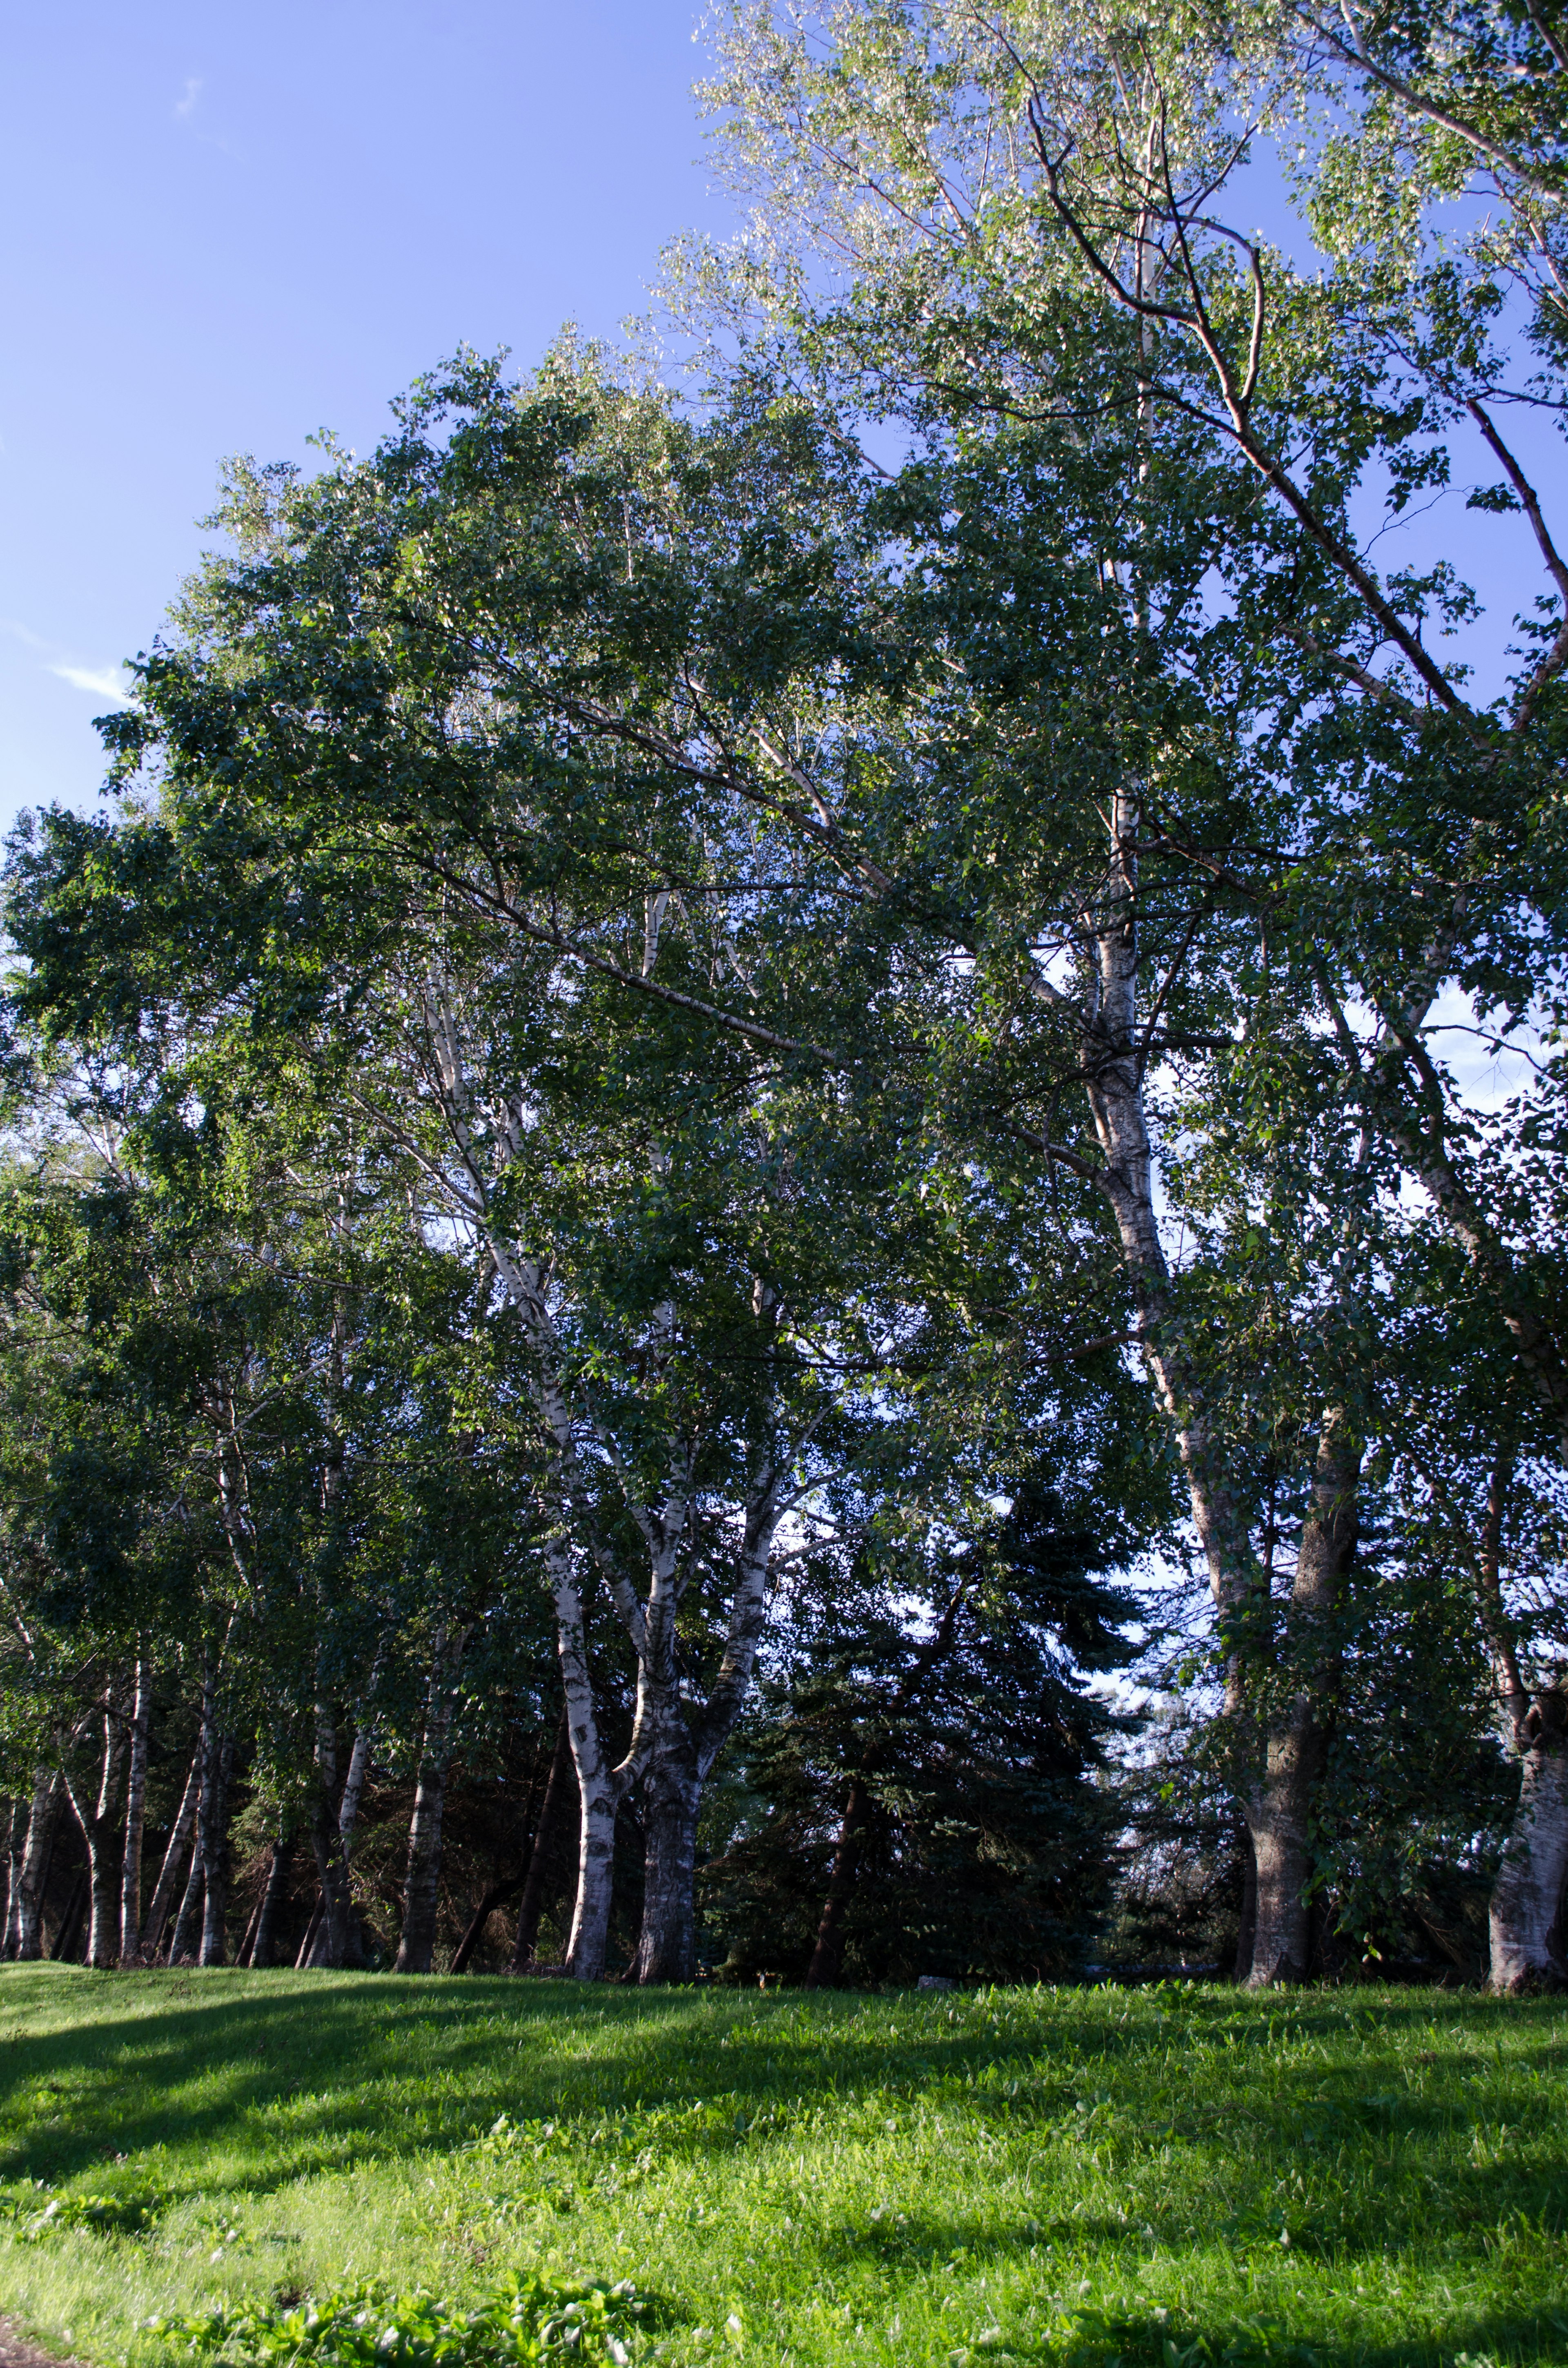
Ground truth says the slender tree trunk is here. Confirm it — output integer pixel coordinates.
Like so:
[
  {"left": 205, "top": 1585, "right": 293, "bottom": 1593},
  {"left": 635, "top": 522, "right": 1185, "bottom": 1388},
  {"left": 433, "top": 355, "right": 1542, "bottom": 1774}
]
[
  {"left": 119, "top": 1656, "right": 152, "bottom": 1964},
  {"left": 394, "top": 1627, "right": 468, "bottom": 1974},
  {"left": 167, "top": 1810, "right": 205, "bottom": 1963},
  {"left": 0, "top": 1801, "right": 15, "bottom": 1955},
  {"left": 61, "top": 1698, "right": 130, "bottom": 1970},
  {"left": 236, "top": 1890, "right": 265, "bottom": 1968},
  {"left": 171, "top": 1679, "right": 220, "bottom": 1963},
  {"left": 309, "top": 1719, "right": 374, "bottom": 1968},
  {"left": 307, "top": 1706, "right": 356, "bottom": 1968},
  {"left": 548, "top": 1533, "right": 624, "bottom": 1983},
  {"left": 140, "top": 1746, "right": 200, "bottom": 1958},
  {"left": 336, "top": 1724, "right": 372, "bottom": 1965},
  {"left": 452, "top": 1876, "right": 524, "bottom": 1973},
  {"left": 1247, "top": 1412, "right": 1359, "bottom": 1987},
  {"left": 294, "top": 1900, "right": 323, "bottom": 1969},
  {"left": 251, "top": 1831, "right": 294, "bottom": 1970},
  {"left": 512, "top": 1708, "right": 575, "bottom": 1971},
  {"left": 8, "top": 1770, "right": 61, "bottom": 1962},
  {"left": 806, "top": 1777, "right": 873, "bottom": 1990},
  {"left": 198, "top": 1724, "right": 234, "bottom": 1967}
]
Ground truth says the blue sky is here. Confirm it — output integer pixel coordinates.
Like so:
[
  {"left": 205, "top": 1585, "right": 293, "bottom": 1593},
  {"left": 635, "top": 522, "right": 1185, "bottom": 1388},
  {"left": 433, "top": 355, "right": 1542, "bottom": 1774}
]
[
  {"left": 3, "top": 9, "right": 1555, "bottom": 843},
  {"left": 0, "top": 1, "right": 734, "bottom": 829}
]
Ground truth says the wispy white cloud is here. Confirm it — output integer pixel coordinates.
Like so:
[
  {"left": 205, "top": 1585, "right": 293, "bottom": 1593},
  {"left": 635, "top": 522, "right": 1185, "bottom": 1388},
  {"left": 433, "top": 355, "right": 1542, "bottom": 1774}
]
[
  {"left": 50, "top": 662, "right": 133, "bottom": 705},
  {"left": 174, "top": 75, "right": 201, "bottom": 120},
  {"left": 0, "top": 620, "right": 135, "bottom": 707}
]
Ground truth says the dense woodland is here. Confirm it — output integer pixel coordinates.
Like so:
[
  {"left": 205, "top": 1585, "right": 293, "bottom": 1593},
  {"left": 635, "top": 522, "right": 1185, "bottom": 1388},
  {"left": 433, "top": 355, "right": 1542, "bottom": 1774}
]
[{"left": 1, "top": 0, "right": 1566, "bottom": 1996}]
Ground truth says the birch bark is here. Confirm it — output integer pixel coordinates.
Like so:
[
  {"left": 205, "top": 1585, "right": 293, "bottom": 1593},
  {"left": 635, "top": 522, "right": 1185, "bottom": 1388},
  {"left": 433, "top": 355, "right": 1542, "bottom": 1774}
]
[
  {"left": 119, "top": 1655, "right": 152, "bottom": 1963},
  {"left": 60, "top": 1696, "right": 129, "bottom": 1971},
  {"left": 7, "top": 1769, "right": 61, "bottom": 1961}
]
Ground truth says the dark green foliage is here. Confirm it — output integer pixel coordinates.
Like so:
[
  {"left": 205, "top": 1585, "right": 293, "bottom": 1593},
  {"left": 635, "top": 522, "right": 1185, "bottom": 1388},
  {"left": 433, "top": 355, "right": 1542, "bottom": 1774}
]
[{"left": 704, "top": 1488, "right": 1138, "bottom": 1984}]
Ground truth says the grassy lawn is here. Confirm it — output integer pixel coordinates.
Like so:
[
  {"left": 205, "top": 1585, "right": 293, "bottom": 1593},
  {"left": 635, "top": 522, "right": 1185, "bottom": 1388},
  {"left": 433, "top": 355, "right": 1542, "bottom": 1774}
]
[{"left": 0, "top": 1966, "right": 1562, "bottom": 2368}]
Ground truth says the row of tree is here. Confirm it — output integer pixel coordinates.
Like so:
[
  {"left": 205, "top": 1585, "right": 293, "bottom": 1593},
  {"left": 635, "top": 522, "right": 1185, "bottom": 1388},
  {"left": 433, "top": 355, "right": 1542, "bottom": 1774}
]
[{"left": 1, "top": 0, "right": 1566, "bottom": 1989}]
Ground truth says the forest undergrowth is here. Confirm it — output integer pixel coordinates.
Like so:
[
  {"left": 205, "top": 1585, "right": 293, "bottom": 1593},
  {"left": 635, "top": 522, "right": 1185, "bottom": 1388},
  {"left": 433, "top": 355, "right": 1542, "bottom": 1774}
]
[{"left": 0, "top": 1970, "right": 1563, "bottom": 2368}]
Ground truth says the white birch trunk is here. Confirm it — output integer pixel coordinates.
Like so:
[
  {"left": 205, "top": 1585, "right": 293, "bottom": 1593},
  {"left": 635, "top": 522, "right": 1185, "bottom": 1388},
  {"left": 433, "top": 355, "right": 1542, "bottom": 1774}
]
[
  {"left": 7, "top": 1769, "right": 61, "bottom": 1962},
  {"left": 119, "top": 1656, "right": 152, "bottom": 1963}
]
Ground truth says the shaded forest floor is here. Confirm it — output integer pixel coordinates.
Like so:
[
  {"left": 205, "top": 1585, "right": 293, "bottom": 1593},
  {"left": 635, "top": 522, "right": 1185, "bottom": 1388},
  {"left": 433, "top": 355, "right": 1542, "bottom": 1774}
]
[{"left": 0, "top": 1967, "right": 1561, "bottom": 2368}]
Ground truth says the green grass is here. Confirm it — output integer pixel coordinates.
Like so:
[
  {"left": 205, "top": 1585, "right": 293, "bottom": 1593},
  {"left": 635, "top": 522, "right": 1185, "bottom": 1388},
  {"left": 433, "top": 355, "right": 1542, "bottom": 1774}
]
[{"left": 0, "top": 1966, "right": 1564, "bottom": 2368}]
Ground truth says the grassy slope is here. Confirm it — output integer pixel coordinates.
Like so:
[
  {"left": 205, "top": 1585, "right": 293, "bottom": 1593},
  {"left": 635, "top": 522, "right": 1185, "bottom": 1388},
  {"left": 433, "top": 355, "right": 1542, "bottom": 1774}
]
[{"left": 0, "top": 1967, "right": 1563, "bottom": 2368}]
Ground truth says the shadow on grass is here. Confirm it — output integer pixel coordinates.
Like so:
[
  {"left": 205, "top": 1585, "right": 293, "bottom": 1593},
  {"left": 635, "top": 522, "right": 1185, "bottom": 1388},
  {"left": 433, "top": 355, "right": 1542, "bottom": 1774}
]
[
  {"left": 1056, "top": 2307, "right": 1568, "bottom": 2366},
  {"left": 0, "top": 1970, "right": 1565, "bottom": 2271}
]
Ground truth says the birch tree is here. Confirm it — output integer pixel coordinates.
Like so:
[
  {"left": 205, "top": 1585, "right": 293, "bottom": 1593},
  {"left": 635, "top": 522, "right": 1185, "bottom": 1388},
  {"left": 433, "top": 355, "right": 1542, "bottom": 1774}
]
[{"left": 675, "top": 0, "right": 1568, "bottom": 1980}]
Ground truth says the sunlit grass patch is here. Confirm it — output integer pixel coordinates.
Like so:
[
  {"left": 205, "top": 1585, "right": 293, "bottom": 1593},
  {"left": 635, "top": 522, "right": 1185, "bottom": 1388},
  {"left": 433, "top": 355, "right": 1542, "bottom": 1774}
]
[{"left": 0, "top": 1967, "right": 1563, "bottom": 2367}]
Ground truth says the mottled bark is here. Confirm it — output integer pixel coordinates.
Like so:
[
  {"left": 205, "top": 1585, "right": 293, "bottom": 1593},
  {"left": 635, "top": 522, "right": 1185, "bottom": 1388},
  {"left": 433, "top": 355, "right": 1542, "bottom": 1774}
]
[
  {"left": 7, "top": 1770, "right": 61, "bottom": 1961},
  {"left": 1247, "top": 1413, "right": 1359, "bottom": 1986},
  {"left": 119, "top": 1657, "right": 152, "bottom": 1963},
  {"left": 60, "top": 1698, "right": 129, "bottom": 1970},
  {"left": 632, "top": 1708, "right": 701, "bottom": 1985},
  {"left": 394, "top": 1627, "right": 468, "bottom": 1974},
  {"left": 1490, "top": 1692, "right": 1568, "bottom": 1990},
  {"left": 1233, "top": 1825, "right": 1258, "bottom": 1983}
]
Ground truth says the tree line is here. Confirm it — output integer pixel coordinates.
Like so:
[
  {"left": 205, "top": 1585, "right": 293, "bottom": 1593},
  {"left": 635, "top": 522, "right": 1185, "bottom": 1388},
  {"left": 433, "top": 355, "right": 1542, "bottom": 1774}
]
[{"left": 1, "top": 0, "right": 1566, "bottom": 1991}]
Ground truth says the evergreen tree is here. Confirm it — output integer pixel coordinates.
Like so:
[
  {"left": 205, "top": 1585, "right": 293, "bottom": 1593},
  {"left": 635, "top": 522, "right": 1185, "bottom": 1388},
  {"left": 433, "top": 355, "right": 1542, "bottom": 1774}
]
[{"left": 704, "top": 1486, "right": 1139, "bottom": 1984}]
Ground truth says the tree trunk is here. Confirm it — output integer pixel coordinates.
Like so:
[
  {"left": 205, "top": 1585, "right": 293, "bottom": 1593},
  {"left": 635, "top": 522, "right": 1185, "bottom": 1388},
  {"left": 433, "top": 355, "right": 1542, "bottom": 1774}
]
[
  {"left": 0, "top": 1801, "right": 16, "bottom": 1953},
  {"left": 307, "top": 1708, "right": 355, "bottom": 1968},
  {"left": 633, "top": 1726, "right": 702, "bottom": 1985},
  {"left": 61, "top": 1699, "right": 130, "bottom": 1970},
  {"left": 119, "top": 1656, "right": 152, "bottom": 1963},
  {"left": 294, "top": 1900, "right": 323, "bottom": 1969},
  {"left": 140, "top": 1745, "right": 200, "bottom": 1958},
  {"left": 1247, "top": 1411, "right": 1359, "bottom": 1987},
  {"left": 806, "top": 1777, "right": 872, "bottom": 1989},
  {"left": 250, "top": 1831, "right": 294, "bottom": 1969},
  {"left": 309, "top": 1719, "right": 374, "bottom": 1968},
  {"left": 564, "top": 1770, "right": 620, "bottom": 1981},
  {"left": 167, "top": 1813, "right": 205, "bottom": 1962},
  {"left": 512, "top": 1707, "right": 574, "bottom": 1971},
  {"left": 198, "top": 1726, "right": 234, "bottom": 1967},
  {"left": 236, "top": 1889, "right": 265, "bottom": 1968},
  {"left": 452, "top": 1876, "right": 524, "bottom": 1973},
  {"left": 394, "top": 1627, "right": 467, "bottom": 1974},
  {"left": 7, "top": 1770, "right": 61, "bottom": 1962},
  {"left": 1490, "top": 1692, "right": 1568, "bottom": 1991},
  {"left": 1234, "top": 1823, "right": 1258, "bottom": 1983}
]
